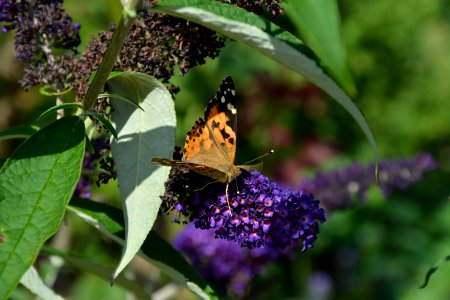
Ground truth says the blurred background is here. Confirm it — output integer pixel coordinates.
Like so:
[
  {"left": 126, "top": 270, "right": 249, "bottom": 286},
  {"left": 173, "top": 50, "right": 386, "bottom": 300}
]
[{"left": 1, "top": 0, "right": 449, "bottom": 299}]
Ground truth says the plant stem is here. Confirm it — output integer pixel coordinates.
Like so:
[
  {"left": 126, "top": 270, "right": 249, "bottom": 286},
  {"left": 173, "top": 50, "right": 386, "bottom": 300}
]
[{"left": 82, "top": 7, "right": 140, "bottom": 112}]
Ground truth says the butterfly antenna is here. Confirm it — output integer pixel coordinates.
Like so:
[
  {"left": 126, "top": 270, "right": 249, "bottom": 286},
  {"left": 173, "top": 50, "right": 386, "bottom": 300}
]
[{"left": 242, "top": 150, "right": 275, "bottom": 165}]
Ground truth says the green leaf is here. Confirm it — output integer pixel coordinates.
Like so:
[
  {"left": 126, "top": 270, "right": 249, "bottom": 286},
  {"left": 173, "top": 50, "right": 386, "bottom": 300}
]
[
  {"left": 420, "top": 255, "right": 450, "bottom": 289},
  {"left": 83, "top": 110, "right": 118, "bottom": 139},
  {"left": 0, "top": 125, "right": 40, "bottom": 140},
  {"left": 99, "top": 93, "right": 144, "bottom": 111},
  {"left": 68, "top": 198, "right": 217, "bottom": 299},
  {"left": 37, "top": 103, "right": 84, "bottom": 121},
  {"left": 106, "top": 72, "right": 176, "bottom": 282},
  {"left": 151, "top": 0, "right": 378, "bottom": 174},
  {"left": 283, "top": 0, "right": 356, "bottom": 95},
  {"left": 40, "top": 246, "right": 150, "bottom": 299},
  {"left": 38, "top": 85, "right": 73, "bottom": 97},
  {"left": 20, "top": 267, "right": 64, "bottom": 300},
  {"left": 0, "top": 116, "right": 85, "bottom": 299}
]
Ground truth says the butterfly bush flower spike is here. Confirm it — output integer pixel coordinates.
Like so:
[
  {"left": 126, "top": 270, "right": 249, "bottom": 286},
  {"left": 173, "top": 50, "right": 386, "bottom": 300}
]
[
  {"left": 300, "top": 153, "right": 436, "bottom": 212},
  {"left": 162, "top": 168, "right": 326, "bottom": 251}
]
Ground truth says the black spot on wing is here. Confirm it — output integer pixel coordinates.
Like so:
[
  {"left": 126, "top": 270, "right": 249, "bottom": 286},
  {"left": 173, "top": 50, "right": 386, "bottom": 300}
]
[
  {"left": 211, "top": 120, "right": 220, "bottom": 130},
  {"left": 220, "top": 128, "right": 230, "bottom": 139}
]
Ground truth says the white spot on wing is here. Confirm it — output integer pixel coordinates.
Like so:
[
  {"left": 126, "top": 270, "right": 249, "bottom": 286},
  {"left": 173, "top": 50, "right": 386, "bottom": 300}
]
[
  {"left": 227, "top": 103, "right": 237, "bottom": 114},
  {"left": 221, "top": 96, "right": 225, "bottom": 103},
  {"left": 231, "top": 89, "right": 235, "bottom": 96}
]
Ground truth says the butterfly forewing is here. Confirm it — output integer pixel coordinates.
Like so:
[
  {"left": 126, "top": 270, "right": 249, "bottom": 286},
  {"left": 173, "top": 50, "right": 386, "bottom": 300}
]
[{"left": 204, "top": 76, "right": 237, "bottom": 164}]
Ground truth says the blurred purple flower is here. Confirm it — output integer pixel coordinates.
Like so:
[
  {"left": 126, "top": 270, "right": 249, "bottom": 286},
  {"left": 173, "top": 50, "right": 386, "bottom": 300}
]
[
  {"left": 162, "top": 169, "right": 326, "bottom": 252},
  {"left": 174, "top": 223, "right": 284, "bottom": 297},
  {"left": 299, "top": 153, "right": 437, "bottom": 212},
  {"left": 306, "top": 271, "right": 333, "bottom": 300}
]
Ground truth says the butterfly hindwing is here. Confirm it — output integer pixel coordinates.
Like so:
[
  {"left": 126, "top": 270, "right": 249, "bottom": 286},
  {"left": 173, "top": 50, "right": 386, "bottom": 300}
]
[
  {"left": 182, "top": 118, "right": 213, "bottom": 161},
  {"left": 151, "top": 157, "right": 227, "bottom": 180}
]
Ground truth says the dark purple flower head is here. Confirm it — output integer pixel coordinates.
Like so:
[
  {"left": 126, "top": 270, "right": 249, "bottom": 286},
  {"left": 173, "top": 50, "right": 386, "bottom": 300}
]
[
  {"left": 1, "top": 0, "right": 80, "bottom": 61},
  {"left": 174, "top": 223, "right": 284, "bottom": 297},
  {"left": 300, "top": 153, "right": 437, "bottom": 212},
  {"left": 161, "top": 169, "right": 326, "bottom": 252}
]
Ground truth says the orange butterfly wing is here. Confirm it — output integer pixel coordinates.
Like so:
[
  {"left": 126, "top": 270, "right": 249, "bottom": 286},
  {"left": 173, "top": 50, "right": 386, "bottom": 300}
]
[{"left": 152, "top": 76, "right": 240, "bottom": 182}]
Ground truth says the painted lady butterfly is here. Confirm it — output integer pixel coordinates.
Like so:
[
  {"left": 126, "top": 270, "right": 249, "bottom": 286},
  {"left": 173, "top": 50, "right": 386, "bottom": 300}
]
[{"left": 152, "top": 76, "right": 244, "bottom": 198}]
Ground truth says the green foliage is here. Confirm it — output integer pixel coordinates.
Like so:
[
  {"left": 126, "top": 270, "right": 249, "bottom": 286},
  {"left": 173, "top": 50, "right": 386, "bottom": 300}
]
[
  {"left": 152, "top": 0, "right": 379, "bottom": 173},
  {"left": 0, "top": 125, "right": 40, "bottom": 140},
  {"left": 283, "top": 0, "right": 356, "bottom": 95},
  {"left": 82, "top": 110, "right": 118, "bottom": 139},
  {"left": 0, "top": 0, "right": 448, "bottom": 298},
  {"left": 0, "top": 116, "right": 85, "bottom": 298},
  {"left": 37, "top": 103, "right": 83, "bottom": 120},
  {"left": 420, "top": 254, "right": 450, "bottom": 289},
  {"left": 107, "top": 72, "right": 176, "bottom": 281},
  {"left": 20, "top": 267, "right": 64, "bottom": 300},
  {"left": 68, "top": 198, "right": 218, "bottom": 299}
]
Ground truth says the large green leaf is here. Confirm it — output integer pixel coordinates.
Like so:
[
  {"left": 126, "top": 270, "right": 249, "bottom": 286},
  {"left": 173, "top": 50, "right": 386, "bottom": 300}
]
[
  {"left": 20, "top": 267, "right": 64, "bottom": 300},
  {"left": 283, "top": 0, "right": 356, "bottom": 95},
  {"left": 151, "top": 0, "right": 378, "bottom": 171},
  {"left": 0, "top": 116, "right": 85, "bottom": 298},
  {"left": 107, "top": 72, "right": 176, "bottom": 281},
  {"left": 68, "top": 198, "right": 217, "bottom": 299}
]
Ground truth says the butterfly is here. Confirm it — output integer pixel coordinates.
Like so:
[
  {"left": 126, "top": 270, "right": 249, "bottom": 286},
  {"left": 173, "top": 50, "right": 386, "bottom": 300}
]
[{"left": 152, "top": 76, "right": 245, "bottom": 203}]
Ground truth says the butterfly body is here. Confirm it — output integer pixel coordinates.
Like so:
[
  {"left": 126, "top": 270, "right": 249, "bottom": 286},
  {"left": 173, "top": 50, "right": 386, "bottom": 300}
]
[{"left": 152, "top": 76, "right": 242, "bottom": 188}]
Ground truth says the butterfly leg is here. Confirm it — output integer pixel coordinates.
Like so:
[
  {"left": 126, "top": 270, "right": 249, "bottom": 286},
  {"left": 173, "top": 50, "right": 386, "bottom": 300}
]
[{"left": 225, "top": 181, "right": 232, "bottom": 213}]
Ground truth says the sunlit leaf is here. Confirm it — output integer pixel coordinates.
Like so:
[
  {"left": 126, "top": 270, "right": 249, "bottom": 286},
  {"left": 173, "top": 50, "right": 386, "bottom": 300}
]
[
  {"left": 20, "top": 267, "right": 64, "bottom": 300},
  {"left": 107, "top": 72, "right": 175, "bottom": 282}
]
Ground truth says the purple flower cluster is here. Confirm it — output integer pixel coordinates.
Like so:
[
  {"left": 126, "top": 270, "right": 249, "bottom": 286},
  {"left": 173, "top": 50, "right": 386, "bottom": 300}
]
[
  {"left": 300, "top": 153, "right": 437, "bottom": 212},
  {"left": 174, "top": 223, "right": 284, "bottom": 297},
  {"left": 161, "top": 169, "right": 326, "bottom": 252}
]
